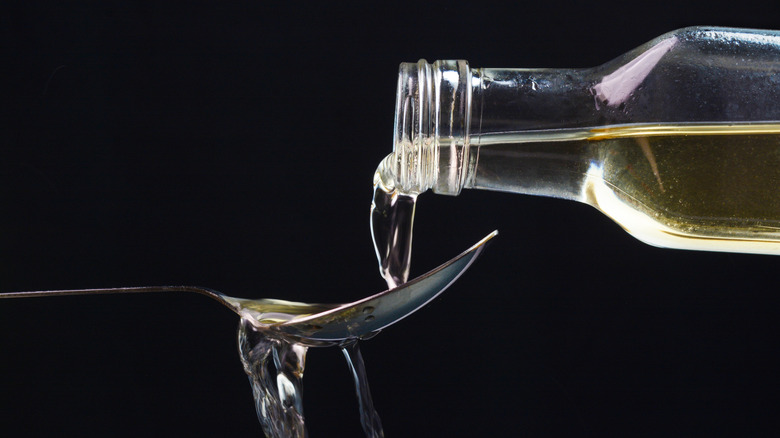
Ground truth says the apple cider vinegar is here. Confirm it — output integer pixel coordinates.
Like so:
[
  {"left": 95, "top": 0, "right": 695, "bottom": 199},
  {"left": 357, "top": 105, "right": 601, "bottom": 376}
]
[{"left": 471, "top": 123, "right": 780, "bottom": 254}]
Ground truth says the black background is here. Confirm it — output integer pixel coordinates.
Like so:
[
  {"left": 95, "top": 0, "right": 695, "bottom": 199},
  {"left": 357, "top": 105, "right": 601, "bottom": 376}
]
[{"left": 2, "top": 1, "right": 780, "bottom": 437}]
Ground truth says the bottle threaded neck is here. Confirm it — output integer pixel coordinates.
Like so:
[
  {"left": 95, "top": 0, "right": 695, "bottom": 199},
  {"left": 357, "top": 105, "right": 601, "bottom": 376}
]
[{"left": 391, "top": 60, "right": 471, "bottom": 195}]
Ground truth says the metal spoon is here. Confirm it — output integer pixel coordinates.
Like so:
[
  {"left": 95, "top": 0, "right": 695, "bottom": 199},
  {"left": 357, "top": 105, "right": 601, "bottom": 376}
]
[{"left": 0, "top": 231, "right": 496, "bottom": 343}]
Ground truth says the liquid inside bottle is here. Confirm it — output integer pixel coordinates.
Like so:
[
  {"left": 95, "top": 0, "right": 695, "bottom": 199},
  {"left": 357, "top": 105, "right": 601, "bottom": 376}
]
[{"left": 471, "top": 122, "right": 780, "bottom": 254}]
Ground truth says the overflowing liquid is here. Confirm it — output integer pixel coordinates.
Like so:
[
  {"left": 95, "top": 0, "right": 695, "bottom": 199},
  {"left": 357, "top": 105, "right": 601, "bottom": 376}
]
[{"left": 236, "top": 305, "right": 386, "bottom": 438}]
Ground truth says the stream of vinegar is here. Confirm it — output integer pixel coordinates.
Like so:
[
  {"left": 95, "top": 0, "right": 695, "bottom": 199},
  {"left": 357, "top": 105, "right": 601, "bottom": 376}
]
[{"left": 237, "top": 159, "right": 416, "bottom": 438}]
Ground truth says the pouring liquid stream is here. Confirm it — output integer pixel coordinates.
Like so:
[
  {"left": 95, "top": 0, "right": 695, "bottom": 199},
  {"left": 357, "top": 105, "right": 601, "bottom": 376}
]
[
  {"left": 371, "top": 162, "right": 418, "bottom": 289},
  {"left": 235, "top": 159, "right": 420, "bottom": 438}
]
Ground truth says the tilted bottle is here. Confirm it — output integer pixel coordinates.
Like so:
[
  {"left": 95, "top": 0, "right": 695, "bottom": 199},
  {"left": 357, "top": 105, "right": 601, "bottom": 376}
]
[{"left": 377, "top": 26, "right": 780, "bottom": 255}]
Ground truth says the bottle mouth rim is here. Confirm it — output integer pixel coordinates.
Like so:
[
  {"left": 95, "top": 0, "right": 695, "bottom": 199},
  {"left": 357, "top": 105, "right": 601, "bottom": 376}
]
[{"left": 391, "top": 59, "right": 471, "bottom": 196}]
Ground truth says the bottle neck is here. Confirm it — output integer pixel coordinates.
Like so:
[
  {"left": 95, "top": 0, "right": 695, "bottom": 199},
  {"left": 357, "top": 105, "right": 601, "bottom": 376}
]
[
  {"left": 390, "top": 60, "right": 472, "bottom": 196},
  {"left": 390, "top": 60, "right": 597, "bottom": 197}
]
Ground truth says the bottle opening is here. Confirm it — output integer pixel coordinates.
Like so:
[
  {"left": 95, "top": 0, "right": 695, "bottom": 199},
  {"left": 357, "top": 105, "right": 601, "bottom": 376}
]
[{"left": 391, "top": 60, "right": 472, "bottom": 196}]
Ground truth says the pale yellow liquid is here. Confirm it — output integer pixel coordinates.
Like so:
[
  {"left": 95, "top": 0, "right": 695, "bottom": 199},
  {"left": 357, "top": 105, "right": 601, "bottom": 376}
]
[
  {"left": 472, "top": 122, "right": 780, "bottom": 254},
  {"left": 582, "top": 123, "right": 780, "bottom": 254}
]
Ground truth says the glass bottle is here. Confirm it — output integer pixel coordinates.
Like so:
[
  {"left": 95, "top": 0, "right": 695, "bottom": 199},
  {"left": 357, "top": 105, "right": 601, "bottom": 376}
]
[{"left": 377, "top": 26, "right": 780, "bottom": 255}]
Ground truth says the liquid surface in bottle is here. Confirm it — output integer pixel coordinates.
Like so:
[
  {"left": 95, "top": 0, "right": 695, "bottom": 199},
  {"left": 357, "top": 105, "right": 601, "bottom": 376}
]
[{"left": 473, "top": 123, "right": 780, "bottom": 254}]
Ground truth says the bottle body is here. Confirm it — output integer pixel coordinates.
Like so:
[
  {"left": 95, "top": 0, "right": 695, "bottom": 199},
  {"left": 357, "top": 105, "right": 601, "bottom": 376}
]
[{"left": 382, "top": 27, "right": 780, "bottom": 254}]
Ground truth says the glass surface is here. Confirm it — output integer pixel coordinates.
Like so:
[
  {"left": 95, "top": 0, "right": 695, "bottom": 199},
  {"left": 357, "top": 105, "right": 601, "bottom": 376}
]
[{"left": 382, "top": 27, "right": 780, "bottom": 254}]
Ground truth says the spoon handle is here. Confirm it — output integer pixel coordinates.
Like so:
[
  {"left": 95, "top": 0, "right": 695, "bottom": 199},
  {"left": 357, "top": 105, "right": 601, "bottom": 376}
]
[{"left": 0, "top": 285, "right": 233, "bottom": 307}]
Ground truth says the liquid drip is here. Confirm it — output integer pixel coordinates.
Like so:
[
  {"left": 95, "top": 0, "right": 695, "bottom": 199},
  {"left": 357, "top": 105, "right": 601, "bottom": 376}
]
[{"left": 341, "top": 341, "right": 384, "bottom": 438}]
